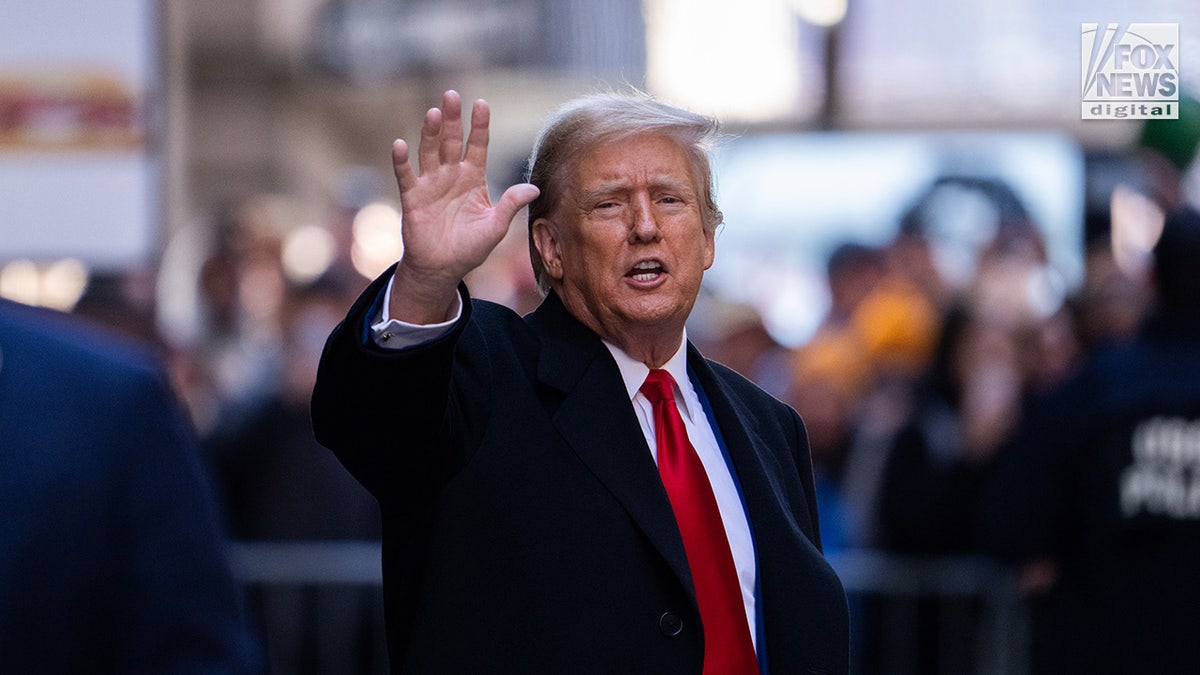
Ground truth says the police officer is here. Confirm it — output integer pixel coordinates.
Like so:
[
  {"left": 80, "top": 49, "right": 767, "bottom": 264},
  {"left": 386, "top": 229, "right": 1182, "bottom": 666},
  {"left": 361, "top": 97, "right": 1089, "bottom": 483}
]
[{"left": 981, "top": 205, "right": 1200, "bottom": 675}]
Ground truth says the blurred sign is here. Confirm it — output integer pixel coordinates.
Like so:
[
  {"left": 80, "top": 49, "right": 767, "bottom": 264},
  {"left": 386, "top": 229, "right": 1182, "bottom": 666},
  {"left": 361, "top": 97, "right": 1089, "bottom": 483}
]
[
  {"left": 0, "top": 0, "right": 156, "bottom": 269},
  {"left": 313, "top": 0, "right": 644, "bottom": 82},
  {"left": 315, "top": 0, "right": 538, "bottom": 79}
]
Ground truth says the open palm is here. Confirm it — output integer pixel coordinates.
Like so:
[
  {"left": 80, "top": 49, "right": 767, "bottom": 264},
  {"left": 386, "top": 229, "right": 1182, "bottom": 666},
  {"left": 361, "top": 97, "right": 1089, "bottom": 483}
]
[{"left": 391, "top": 91, "right": 539, "bottom": 305}]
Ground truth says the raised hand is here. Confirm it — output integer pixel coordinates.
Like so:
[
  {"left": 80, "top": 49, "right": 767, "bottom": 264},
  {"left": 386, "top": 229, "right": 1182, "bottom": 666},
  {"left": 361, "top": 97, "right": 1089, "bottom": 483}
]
[{"left": 389, "top": 90, "right": 539, "bottom": 324}]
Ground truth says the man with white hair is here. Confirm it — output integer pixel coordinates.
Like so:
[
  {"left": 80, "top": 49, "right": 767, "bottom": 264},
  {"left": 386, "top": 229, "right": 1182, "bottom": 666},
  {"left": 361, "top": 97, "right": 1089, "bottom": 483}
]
[{"left": 313, "top": 89, "right": 849, "bottom": 674}]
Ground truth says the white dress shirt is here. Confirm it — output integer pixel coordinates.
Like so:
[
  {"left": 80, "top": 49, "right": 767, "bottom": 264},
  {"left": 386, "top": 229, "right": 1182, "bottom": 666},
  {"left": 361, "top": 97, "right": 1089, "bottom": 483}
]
[
  {"left": 602, "top": 339, "right": 759, "bottom": 646},
  {"left": 370, "top": 279, "right": 759, "bottom": 644}
]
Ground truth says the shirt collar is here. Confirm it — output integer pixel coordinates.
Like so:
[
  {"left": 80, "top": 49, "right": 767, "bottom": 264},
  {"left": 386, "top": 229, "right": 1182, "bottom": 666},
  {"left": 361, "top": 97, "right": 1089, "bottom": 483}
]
[{"left": 602, "top": 331, "right": 696, "bottom": 422}]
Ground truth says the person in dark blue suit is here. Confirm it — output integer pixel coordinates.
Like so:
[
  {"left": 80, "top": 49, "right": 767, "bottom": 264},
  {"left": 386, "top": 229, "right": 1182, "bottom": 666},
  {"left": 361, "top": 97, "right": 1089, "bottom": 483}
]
[
  {"left": 312, "top": 90, "right": 849, "bottom": 673},
  {"left": 0, "top": 298, "right": 262, "bottom": 673},
  {"left": 980, "top": 206, "right": 1200, "bottom": 675}
]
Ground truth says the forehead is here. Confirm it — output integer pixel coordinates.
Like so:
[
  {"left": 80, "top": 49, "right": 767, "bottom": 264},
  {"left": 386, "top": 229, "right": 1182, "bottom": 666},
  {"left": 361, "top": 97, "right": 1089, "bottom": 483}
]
[{"left": 570, "top": 132, "right": 699, "bottom": 190}]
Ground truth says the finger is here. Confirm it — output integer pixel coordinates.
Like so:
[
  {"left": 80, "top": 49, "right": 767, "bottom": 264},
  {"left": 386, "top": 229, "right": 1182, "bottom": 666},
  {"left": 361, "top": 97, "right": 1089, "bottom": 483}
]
[
  {"left": 416, "top": 106, "right": 443, "bottom": 177},
  {"left": 392, "top": 139, "right": 417, "bottom": 193},
  {"left": 493, "top": 183, "right": 541, "bottom": 229},
  {"left": 439, "top": 90, "right": 464, "bottom": 164},
  {"left": 463, "top": 98, "right": 491, "bottom": 169}
]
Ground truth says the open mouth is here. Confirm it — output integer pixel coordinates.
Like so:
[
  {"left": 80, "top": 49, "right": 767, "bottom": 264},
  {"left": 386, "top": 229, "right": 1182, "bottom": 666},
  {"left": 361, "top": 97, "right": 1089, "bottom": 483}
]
[{"left": 627, "top": 260, "right": 665, "bottom": 282}]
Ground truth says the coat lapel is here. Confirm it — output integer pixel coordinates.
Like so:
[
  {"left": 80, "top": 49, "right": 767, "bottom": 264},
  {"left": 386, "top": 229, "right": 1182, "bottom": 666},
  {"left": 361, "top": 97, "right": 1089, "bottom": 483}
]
[
  {"left": 687, "top": 345, "right": 811, "bottom": 545},
  {"left": 526, "top": 295, "right": 694, "bottom": 595}
]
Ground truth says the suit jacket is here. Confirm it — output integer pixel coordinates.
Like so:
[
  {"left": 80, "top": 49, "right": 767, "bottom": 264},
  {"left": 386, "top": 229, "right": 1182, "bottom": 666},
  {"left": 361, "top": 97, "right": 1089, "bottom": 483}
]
[
  {"left": 312, "top": 271, "right": 849, "bottom": 674},
  {"left": 0, "top": 299, "right": 261, "bottom": 674}
]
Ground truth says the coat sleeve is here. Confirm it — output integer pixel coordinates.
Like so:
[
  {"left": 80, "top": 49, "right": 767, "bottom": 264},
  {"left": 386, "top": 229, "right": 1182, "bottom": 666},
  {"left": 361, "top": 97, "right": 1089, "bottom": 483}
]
[{"left": 310, "top": 269, "right": 478, "bottom": 503}]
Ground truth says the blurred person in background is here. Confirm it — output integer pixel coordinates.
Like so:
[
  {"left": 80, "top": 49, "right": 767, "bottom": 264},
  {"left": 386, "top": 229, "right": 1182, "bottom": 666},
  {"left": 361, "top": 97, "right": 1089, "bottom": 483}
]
[
  {"left": 1073, "top": 146, "right": 1189, "bottom": 355},
  {"left": 206, "top": 278, "right": 380, "bottom": 541},
  {"left": 818, "top": 243, "right": 887, "bottom": 342},
  {"left": 205, "top": 278, "right": 381, "bottom": 675},
  {"left": 784, "top": 243, "right": 888, "bottom": 550},
  {"left": 312, "top": 89, "right": 849, "bottom": 674},
  {"left": 829, "top": 209, "right": 948, "bottom": 551},
  {"left": 0, "top": 297, "right": 262, "bottom": 674},
  {"left": 798, "top": 239, "right": 924, "bottom": 549},
  {"left": 187, "top": 196, "right": 294, "bottom": 436},
  {"left": 870, "top": 297, "right": 1044, "bottom": 675},
  {"left": 1073, "top": 239, "right": 1153, "bottom": 350},
  {"left": 979, "top": 205, "right": 1200, "bottom": 675},
  {"left": 876, "top": 301, "right": 1026, "bottom": 555},
  {"left": 873, "top": 177, "right": 1068, "bottom": 552},
  {"left": 858, "top": 178, "right": 1079, "bottom": 674},
  {"left": 72, "top": 268, "right": 162, "bottom": 348},
  {"left": 784, "top": 336, "right": 871, "bottom": 554}
]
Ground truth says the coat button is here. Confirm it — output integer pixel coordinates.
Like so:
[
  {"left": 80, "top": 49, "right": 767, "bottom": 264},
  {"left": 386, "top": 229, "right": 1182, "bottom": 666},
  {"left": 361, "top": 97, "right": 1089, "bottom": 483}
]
[{"left": 659, "top": 611, "right": 683, "bottom": 637}]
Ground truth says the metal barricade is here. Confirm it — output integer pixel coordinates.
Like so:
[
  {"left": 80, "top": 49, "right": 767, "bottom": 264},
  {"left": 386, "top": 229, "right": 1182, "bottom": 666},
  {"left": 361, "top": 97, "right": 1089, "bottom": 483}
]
[
  {"left": 229, "top": 542, "right": 389, "bottom": 675},
  {"left": 829, "top": 549, "right": 1029, "bottom": 675},
  {"left": 228, "top": 543, "right": 1029, "bottom": 675}
]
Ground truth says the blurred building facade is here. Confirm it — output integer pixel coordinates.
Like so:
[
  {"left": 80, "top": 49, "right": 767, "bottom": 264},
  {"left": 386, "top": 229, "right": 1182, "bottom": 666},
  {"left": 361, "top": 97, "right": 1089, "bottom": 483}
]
[
  {"left": 172, "top": 0, "right": 1196, "bottom": 244},
  {"left": 172, "top": 0, "right": 647, "bottom": 240}
]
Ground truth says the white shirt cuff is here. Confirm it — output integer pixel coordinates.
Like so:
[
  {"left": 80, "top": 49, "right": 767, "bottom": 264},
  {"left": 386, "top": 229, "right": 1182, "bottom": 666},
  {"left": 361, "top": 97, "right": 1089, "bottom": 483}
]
[{"left": 369, "top": 275, "right": 464, "bottom": 349}]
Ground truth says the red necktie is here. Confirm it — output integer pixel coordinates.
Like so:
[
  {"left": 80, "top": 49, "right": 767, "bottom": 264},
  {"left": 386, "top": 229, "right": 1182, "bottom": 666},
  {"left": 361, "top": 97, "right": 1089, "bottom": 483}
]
[{"left": 641, "top": 369, "right": 759, "bottom": 675}]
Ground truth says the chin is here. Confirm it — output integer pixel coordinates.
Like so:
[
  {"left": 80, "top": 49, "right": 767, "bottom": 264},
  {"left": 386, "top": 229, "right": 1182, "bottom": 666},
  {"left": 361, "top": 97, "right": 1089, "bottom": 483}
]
[{"left": 618, "top": 299, "right": 689, "bottom": 331}]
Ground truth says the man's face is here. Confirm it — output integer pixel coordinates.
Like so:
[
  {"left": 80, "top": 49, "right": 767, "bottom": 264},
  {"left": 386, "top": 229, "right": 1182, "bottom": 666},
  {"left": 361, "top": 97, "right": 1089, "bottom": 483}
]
[{"left": 533, "top": 132, "right": 715, "bottom": 348}]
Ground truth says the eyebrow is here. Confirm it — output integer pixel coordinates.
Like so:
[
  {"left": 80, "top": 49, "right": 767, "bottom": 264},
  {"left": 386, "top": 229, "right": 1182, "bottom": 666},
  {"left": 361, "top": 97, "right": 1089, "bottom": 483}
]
[{"left": 576, "top": 176, "right": 696, "bottom": 205}]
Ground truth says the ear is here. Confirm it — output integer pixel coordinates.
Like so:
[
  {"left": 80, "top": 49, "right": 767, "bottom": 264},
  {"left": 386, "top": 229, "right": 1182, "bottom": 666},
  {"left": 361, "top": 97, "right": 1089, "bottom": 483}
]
[
  {"left": 531, "top": 218, "right": 565, "bottom": 281},
  {"left": 702, "top": 226, "right": 716, "bottom": 271}
]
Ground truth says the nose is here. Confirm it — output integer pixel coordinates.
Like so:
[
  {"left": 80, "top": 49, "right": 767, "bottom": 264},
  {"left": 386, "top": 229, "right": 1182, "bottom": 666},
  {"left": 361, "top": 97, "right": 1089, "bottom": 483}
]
[{"left": 629, "top": 193, "right": 661, "bottom": 243}]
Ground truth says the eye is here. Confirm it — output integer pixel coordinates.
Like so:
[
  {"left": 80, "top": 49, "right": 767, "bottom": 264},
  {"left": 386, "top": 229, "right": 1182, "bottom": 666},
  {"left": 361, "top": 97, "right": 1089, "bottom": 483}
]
[{"left": 588, "top": 197, "right": 626, "bottom": 217}]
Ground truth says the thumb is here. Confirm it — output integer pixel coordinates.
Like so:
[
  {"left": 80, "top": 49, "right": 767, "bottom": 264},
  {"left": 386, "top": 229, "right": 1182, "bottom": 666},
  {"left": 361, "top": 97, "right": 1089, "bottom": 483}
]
[{"left": 494, "top": 183, "right": 541, "bottom": 228}]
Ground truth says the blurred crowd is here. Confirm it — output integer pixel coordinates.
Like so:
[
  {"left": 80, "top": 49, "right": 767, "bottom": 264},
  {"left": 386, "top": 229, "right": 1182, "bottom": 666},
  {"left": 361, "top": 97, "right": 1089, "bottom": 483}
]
[
  {"left": 690, "top": 153, "right": 1182, "bottom": 552},
  {"left": 690, "top": 132, "right": 1200, "bottom": 674}
]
